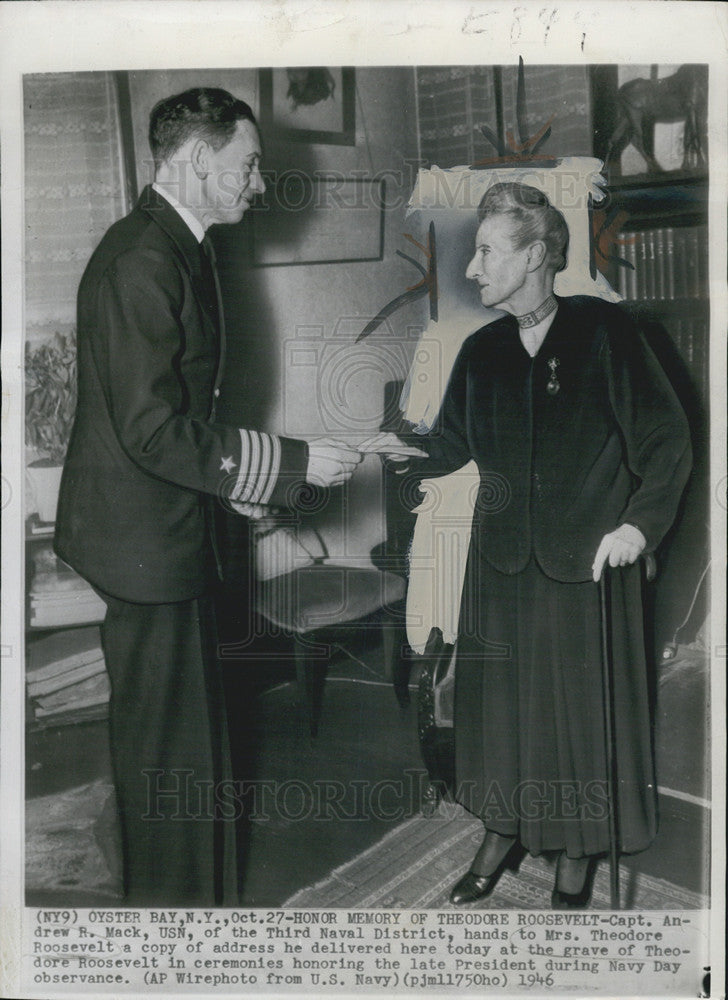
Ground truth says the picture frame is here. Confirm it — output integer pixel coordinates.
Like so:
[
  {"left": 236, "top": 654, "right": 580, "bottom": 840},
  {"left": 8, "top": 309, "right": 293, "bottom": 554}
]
[
  {"left": 251, "top": 174, "right": 384, "bottom": 267},
  {"left": 258, "top": 67, "right": 356, "bottom": 146}
]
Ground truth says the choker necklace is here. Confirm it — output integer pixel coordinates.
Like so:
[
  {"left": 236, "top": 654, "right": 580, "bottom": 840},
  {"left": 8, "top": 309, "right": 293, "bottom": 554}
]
[{"left": 515, "top": 294, "right": 557, "bottom": 329}]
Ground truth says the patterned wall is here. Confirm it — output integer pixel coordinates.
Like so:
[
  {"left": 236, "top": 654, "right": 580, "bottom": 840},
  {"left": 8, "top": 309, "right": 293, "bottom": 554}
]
[
  {"left": 500, "top": 64, "right": 592, "bottom": 159},
  {"left": 417, "top": 66, "right": 497, "bottom": 168},
  {"left": 24, "top": 73, "right": 127, "bottom": 341}
]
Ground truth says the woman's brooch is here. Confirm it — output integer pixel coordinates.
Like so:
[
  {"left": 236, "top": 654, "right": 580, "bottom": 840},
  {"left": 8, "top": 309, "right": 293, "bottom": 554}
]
[{"left": 546, "top": 357, "right": 560, "bottom": 395}]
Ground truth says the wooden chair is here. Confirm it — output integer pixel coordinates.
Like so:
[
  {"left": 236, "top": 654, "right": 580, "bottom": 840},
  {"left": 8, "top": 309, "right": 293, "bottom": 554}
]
[{"left": 255, "top": 526, "right": 406, "bottom": 737}]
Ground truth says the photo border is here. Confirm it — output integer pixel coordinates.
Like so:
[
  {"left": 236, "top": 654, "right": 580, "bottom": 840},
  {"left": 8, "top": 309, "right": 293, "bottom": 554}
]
[{"left": 1, "top": 5, "right": 726, "bottom": 1000}]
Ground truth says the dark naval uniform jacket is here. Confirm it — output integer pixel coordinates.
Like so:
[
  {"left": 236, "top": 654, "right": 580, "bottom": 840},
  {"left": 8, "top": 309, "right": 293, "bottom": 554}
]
[
  {"left": 55, "top": 186, "right": 308, "bottom": 603},
  {"left": 414, "top": 295, "right": 691, "bottom": 582}
]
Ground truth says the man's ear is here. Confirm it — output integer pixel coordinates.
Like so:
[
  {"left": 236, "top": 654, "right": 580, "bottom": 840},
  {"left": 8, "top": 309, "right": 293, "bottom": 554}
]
[
  {"left": 526, "top": 240, "right": 547, "bottom": 272},
  {"left": 190, "top": 139, "right": 210, "bottom": 179}
]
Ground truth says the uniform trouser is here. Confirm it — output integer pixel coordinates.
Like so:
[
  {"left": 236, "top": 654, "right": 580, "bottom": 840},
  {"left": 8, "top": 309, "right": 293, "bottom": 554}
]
[{"left": 99, "top": 590, "right": 238, "bottom": 906}]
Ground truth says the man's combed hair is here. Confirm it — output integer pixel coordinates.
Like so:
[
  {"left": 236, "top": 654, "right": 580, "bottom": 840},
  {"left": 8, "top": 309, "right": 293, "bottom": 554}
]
[
  {"left": 149, "top": 88, "right": 257, "bottom": 170},
  {"left": 477, "top": 182, "right": 570, "bottom": 273}
]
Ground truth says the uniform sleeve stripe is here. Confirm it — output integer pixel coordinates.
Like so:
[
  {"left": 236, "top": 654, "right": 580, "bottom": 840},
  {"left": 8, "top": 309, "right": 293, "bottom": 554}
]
[
  {"left": 249, "top": 432, "right": 270, "bottom": 504},
  {"left": 244, "top": 432, "right": 261, "bottom": 502},
  {"left": 259, "top": 434, "right": 281, "bottom": 505},
  {"left": 235, "top": 429, "right": 250, "bottom": 501},
  {"left": 234, "top": 429, "right": 283, "bottom": 505}
]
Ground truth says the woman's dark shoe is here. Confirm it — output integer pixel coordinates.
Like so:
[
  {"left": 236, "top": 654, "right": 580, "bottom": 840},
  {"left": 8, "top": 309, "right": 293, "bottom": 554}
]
[
  {"left": 449, "top": 834, "right": 518, "bottom": 905},
  {"left": 551, "top": 854, "right": 596, "bottom": 909},
  {"left": 551, "top": 884, "right": 592, "bottom": 909},
  {"left": 449, "top": 870, "right": 499, "bottom": 905}
]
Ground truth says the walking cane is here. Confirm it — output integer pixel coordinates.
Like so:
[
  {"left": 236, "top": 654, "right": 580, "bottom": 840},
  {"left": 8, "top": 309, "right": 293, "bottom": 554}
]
[
  {"left": 599, "top": 555, "right": 657, "bottom": 911},
  {"left": 598, "top": 566, "right": 620, "bottom": 910}
]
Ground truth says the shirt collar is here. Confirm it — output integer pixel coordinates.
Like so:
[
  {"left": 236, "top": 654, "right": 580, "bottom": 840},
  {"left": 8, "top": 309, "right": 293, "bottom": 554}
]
[{"left": 152, "top": 183, "right": 206, "bottom": 244}]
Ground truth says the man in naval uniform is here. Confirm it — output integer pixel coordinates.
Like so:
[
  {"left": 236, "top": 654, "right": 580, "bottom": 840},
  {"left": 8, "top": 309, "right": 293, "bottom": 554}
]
[{"left": 55, "top": 88, "right": 361, "bottom": 905}]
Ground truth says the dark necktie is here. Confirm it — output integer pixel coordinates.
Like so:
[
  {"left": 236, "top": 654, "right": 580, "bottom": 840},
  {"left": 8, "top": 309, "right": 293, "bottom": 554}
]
[{"left": 199, "top": 236, "right": 220, "bottom": 327}]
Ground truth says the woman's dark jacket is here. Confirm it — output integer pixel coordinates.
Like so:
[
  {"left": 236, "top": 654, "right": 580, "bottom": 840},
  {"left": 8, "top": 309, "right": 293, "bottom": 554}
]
[{"left": 413, "top": 295, "right": 692, "bottom": 582}]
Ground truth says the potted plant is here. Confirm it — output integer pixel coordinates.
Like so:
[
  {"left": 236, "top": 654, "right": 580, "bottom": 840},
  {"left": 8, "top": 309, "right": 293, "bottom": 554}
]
[{"left": 25, "top": 331, "right": 77, "bottom": 523}]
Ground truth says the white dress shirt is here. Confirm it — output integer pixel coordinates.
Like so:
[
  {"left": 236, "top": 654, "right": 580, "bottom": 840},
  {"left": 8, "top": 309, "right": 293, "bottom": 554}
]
[{"left": 152, "top": 182, "right": 205, "bottom": 244}]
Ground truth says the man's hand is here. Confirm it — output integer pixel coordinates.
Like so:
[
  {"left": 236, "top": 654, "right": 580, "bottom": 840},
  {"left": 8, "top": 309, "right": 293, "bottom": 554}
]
[
  {"left": 592, "top": 524, "right": 646, "bottom": 582},
  {"left": 230, "top": 500, "right": 273, "bottom": 519},
  {"left": 306, "top": 437, "right": 363, "bottom": 487}
]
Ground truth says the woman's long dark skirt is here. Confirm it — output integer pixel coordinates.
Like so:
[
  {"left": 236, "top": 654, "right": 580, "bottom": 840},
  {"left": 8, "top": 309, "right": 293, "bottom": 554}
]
[{"left": 454, "top": 556, "right": 657, "bottom": 859}]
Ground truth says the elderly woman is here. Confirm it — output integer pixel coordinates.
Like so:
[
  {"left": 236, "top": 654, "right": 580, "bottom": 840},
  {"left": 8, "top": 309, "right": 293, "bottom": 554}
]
[{"left": 386, "top": 182, "right": 691, "bottom": 906}]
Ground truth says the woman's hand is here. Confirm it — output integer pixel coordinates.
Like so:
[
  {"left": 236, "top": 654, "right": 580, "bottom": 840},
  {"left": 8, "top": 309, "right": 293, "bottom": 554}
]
[
  {"left": 592, "top": 524, "right": 646, "bottom": 582},
  {"left": 357, "top": 431, "right": 428, "bottom": 468}
]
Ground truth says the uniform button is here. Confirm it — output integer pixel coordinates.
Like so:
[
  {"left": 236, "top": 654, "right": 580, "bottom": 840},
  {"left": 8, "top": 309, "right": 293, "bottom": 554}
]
[{"left": 214, "top": 388, "right": 220, "bottom": 397}]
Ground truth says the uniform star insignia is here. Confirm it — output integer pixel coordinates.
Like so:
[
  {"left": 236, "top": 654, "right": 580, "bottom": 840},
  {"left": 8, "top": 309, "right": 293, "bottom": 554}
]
[{"left": 220, "top": 455, "right": 237, "bottom": 473}]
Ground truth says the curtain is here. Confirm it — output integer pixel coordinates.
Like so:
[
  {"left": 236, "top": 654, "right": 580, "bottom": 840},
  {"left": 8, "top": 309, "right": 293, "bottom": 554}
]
[
  {"left": 24, "top": 72, "right": 127, "bottom": 341},
  {"left": 416, "top": 64, "right": 592, "bottom": 169}
]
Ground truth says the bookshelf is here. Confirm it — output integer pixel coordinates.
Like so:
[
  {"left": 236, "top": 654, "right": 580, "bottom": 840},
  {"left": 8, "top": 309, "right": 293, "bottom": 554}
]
[
  {"left": 604, "top": 176, "right": 709, "bottom": 403},
  {"left": 603, "top": 175, "right": 710, "bottom": 648}
]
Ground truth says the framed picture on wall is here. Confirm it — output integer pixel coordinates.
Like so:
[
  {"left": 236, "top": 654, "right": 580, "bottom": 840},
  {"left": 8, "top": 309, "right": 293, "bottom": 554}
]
[{"left": 258, "top": 67, "right": 355, "bottom": 145}]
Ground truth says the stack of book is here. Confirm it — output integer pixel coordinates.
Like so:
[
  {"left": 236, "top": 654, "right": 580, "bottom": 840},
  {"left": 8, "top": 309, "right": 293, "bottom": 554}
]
[
  {"left": 29, "top": 542, "right": 106, "bottom": 628},
  {"left": 616, "top": 224, "right": 708, "bottom": 302},
  {"left": 26, "top": 626, "right": 110, "bottom": 724}
]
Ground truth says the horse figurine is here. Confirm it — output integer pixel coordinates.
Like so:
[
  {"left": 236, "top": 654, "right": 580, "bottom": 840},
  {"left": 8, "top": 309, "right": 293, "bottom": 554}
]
[{"left": 605, "top": 64, "right": 708, "bottom": 174}]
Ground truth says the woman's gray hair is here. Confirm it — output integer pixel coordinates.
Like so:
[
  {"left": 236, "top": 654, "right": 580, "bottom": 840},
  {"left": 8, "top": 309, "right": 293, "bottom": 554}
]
[{"left": 477, "top": 182, "right": 569, "bottom": 273}]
